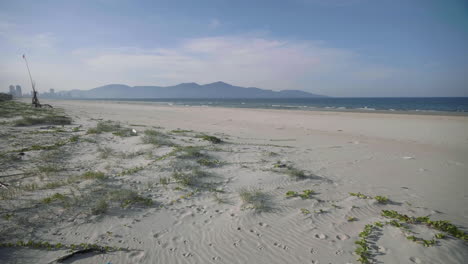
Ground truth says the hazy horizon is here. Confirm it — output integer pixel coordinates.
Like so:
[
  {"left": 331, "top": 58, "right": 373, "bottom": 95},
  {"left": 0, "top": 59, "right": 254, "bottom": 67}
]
[{"left": 1, "top": 0, "right": 467, "bottom": 97}]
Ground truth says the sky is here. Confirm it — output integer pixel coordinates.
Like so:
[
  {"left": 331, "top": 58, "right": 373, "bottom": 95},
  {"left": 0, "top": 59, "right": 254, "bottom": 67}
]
[{"left": 0, "top": 0, "right": 467, "bottom": 97}]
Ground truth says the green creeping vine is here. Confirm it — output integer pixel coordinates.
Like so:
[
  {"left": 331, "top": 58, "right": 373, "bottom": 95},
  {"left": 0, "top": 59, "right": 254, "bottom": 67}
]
[
  {"left": 354, "top": 223, "right": 378, "bottom": 264},
  {"left": 353, "top": 209, "right": 466, "bottom": 264},
  {"left": 381, "top": 210, "right": 468, "bottom": 241},
  {"left": 285, "top": 189, "right": 315, "bottom": 199},
  {"left": 349, "top": 192, "right": 389, "bottom": 204}
]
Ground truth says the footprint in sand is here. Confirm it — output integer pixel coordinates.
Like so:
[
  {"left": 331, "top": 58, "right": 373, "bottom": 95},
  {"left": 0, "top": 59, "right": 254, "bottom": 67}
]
[
  {"left": 129, "top": 251, "right": 145, "bottom": 260},
  {"left": 314, "top": 234, "right": 327, "bottom": 240},
  {"left": 410, "top": 257, "right": 422, "bottom": 263},
  {"left": 378, "top": 246, "right": 387, "bottom": 253},
  {"left": 336, "top": 234, "right": 350, "bottom": 240},
  {"left": 182, "top": 252, "right": 193, "bottom": 257},
  {"left": 273, "top": 242, "right": 288, "bottom": 250}
]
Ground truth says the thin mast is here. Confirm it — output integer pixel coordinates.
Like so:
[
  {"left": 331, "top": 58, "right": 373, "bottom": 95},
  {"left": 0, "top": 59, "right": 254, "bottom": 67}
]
[{"left": 22, "top": 54, "right": 35, "bottom": 92}]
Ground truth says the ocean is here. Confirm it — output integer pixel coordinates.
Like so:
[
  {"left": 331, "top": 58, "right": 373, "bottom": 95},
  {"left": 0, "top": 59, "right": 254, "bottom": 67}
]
[{"left": 111, "top": 97, "right": 468, "bottom": 114}]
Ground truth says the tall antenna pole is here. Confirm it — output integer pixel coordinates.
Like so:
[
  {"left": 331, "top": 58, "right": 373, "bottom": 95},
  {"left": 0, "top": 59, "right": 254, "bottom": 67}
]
[
  {"left": 22, "top": 54, "right": 35, "bottom": 92},
  {"left": 22, "top": 54, "right": 41, "bottom": 107}
]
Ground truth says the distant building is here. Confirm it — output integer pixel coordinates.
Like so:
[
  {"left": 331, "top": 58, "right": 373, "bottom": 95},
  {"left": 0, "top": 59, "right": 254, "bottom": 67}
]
[
  {"left": 15, "top": 85, "right": 22, "bottom": 97},
  {"left": 9, "top": 85, "right": 16, "bottom": 96},
  {"left": 50, "top": 88, "right": 55, "bottom": 94}
]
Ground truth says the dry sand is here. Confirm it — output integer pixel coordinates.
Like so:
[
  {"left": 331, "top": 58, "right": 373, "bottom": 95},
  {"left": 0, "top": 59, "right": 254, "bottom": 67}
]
[{"left": 1, "top": 99, "right": 467, "bottom": 264}]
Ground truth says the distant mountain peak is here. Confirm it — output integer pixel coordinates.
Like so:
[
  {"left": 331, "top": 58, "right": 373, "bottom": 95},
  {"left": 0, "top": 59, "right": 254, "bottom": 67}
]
[
  {"left": 65, "top": 81, "right": 327, "bottom": 99},
  {"left": 206, "top": 81, "right": 231, "bottom": 86}
]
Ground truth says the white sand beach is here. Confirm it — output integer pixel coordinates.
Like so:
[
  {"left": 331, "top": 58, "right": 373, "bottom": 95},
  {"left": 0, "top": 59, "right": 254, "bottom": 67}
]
[{"left": 1, "top": 99, "right": 467, "bottom": 264}]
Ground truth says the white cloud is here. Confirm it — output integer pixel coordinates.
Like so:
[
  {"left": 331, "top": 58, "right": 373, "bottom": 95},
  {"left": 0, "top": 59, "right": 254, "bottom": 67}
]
[
  {"left": 1, "top": 32, "right": 409, "bottom": 95},
  {"left": 79, "top": 35, "right": 356, "bottom": 90}
]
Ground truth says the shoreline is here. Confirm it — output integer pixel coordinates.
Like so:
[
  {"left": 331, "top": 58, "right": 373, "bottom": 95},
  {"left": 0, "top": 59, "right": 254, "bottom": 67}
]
[{"left": 20, "top": 97, "right": 468, "bottom": 117}]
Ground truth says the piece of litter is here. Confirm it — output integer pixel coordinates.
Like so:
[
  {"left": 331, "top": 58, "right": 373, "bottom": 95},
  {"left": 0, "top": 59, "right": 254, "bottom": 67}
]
[
  {"left": 132, "top": 129, "right": 137, "bottom": 134},
  {"left": 402, "top": 156, "right": 415, "bottom": 160}
]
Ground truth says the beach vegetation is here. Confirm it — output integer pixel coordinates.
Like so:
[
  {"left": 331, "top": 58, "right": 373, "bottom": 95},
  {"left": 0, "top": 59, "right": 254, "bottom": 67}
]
[
  {"left": 389, "top": 220, "right": 402, "bottom": 227},
  {"left": 42, "top": 193, "right": 68, "bottom": 204},
  {"left": 212, "top": 193, "right": 227, "bottom": 204},
  {"left": 3, "top": 213, "right": 14, "bottom": 221},
  {"left": 159, "top": 177, "right": 170, "bottom": 185},
  {"left": 112, "top": 128, "right": 137, "bottom": 137},
  {"left": 422, "top": 239, "right": 436, "bottom": 247},
  {"left": 283, "top": 165, "right": 307, "bottom": 179},
  {"left": 38, "top": 164, "right": 62, "bottom": 174},
  {"left": 87, "top": 120, "right": 121, "bottom": 134},
  {"left": 354, "top": 223, "right": 379, "bottom": 264},
  {"left": 300, "top": 189, "right": 314, "bottom": 199},
  {"left": 381, "top": 209, "right": 468, "bottom": 240},
  {"left": 197, "top": 134, "right": 222, "bottom": 144},
  {"left": 142, "top": 129, "right": 174, "bottom": 146},
  {"left": 98, "top": 146, "right": 113, "bottom": 159},
  {"left": 171, "top": 129, "right": 193, "bottom": 133},
  {"left": 374, "top": 195, "right": 389, "bottom": 204},
  {"left": 374, "top": 221, "right": 384, "bottom": 228},
  {"left": 172, "top": 168, "right": 214, "bottom": 188},
  {"left": 69, "top": 135, "right": 80, "bottom": 142},
  {"left": 197, "top": 158, "right": 221, "bottom": 167},
  {"left": 348, "top": 216, "right": 358, "bottom": 222},
  {"left": 14, "top": 114, "right": 72, "bottom": 126},
  {"left": 82, "top": 171, "right": 106, "bottom": 180},
  {"left": 109, "top": 189, "right": 152, "bottom": 208},
  {"left": 349, "top": 192, "right": 372, "bottom": 199},
  {"left": 120, "top": 166, "right": 144, "bottom": 175},
  {"left": 238, "top": 188, "right": 272, "bottom": 213},
  {"left": 16, "top": 140, "right": 68, "bottom": 152},
  {"left": 285, "top": 191, "right": 298, "bottom": 197},
  {"left": 0, "top": 188, "right": 21, "bottom": 200},
  {"left": 300, "top": 208, "right": 311, "bottom": 214},
  {"left": 176, "top": 146, "right": 206, "bottom": 159},
  {"left": 117, "top": 150, "right": 145, "bottom": 159},
  {"left": 21, "top": 183, "right": 39, "bottom": 191},
  {"left": 91, "top": 199, "right": 109, "bottom": 215},
  {"left": 0, "top": 101, "right": 42, "bottom": 118},
  {"left": 42, "top": 181, "right": 65, "bottom": 189}
]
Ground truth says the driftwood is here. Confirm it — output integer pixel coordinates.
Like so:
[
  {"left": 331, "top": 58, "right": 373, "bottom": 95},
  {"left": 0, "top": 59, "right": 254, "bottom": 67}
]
[
  {"left": 0, "top": 181, "right": 9, "bottom": 189},
  {"left": 50, "top": 248, "right": 105, "bottom": 264}
]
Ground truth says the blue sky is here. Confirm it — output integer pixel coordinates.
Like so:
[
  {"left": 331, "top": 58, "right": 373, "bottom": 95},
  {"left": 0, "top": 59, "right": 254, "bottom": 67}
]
[{"left": 1, "top": 0, "right": 467, "bottom": 96}]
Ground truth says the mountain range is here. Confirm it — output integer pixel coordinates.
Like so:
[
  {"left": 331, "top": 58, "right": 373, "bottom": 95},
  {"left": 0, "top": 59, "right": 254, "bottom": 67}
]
[{"left": 64, "top": 82, "right": 326, "bottom": 98}]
